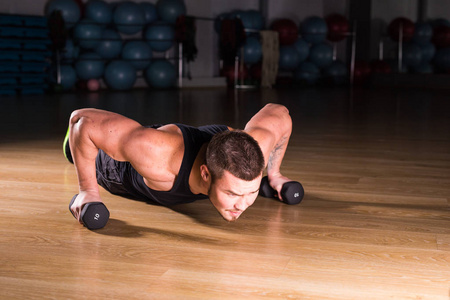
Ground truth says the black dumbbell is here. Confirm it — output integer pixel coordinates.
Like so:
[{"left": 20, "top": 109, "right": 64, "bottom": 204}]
[
  {"left": 69, "top": 194, "right": 110, "bottom": 230},
  {"left": 259, "top": 176, "right": 304, "bottom": 205}
]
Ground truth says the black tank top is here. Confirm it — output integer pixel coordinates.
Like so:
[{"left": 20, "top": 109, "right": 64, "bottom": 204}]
[{"left": 122, "top": 124, "right": 229, "bottom": 206}]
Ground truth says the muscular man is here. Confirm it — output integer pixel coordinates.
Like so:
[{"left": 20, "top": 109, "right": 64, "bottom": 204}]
[{"left": 65, "top": 103, "right": 295, "bottom": 223}]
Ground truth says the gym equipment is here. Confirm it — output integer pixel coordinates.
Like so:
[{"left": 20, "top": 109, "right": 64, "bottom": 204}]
[
  {"left": 388, "top": 17, "right": 415, "bottom": 42},
  {"left": 294, "top": 38, "right": 310, "bottom": 63},
  {"left": 259, "top": 176, "right": 304, "bottom": 205},
  {"left": 245, "top": 10, "right": 264, "bottom": 31},
  {"left": 59, "top": 64, "right": 77, "bottom": 90},
  {"left": 122, "top": 40, "right": 153, "bottom": 70},
  {"left": 113, "top": 2, "right": 145, "bottom": 35},
  {"left": 432, "top": 25, "right": 450, "bottom": 48},
  {"left": 87, "top": 79, "right": 100, "bottom": 91},
  {"left": 294, "top": 61, "right": 320, "bottom": 85},
  {"left": 412, "top": 62, "right": 434, "bottom": 74},
  {"left": 301, "top": 16, "right": 328, "bottom": 44},
  {"left": 419, "top": 43, "right": 436, "bottom": 62},
  {"left": 412, "top": 22, "right": 433, "bottom": 45},
  {"left": 325, "top": 14, "right": 349, "bottom": 42},
  {"left": 104, "top": 60, "right": 136, "bottom": 90},
  {"left": 353, "top": 60, "right": 371, "bottom": 85},
  {"left": 145, "top": 59, "right": 176, "bottom": 88},
  {"left": 324, "top": 60, "right": 348, "bottom": 84},
  {"left": 308, "top": 42, "right": 333, "bottom": 69},
  {"left": 402, "top": 43, "right": 422, "bottom": 68},
  {"left": 156, "top": 0, "right": 186, "bottom": 24},
  {"left": 85, "top": 0, "right": 112, "bottom": 27},
  {"left": 278, "top": 45, "right": 300, "bottom": 71},
  {"left": 140, "top": 2, "right": 159, "bottom": 24},
  {"left": 45, "top": 0, "right": 80, "bottom": 28},
  {"left": 95, "top": 29, "right": 122, "bottom": 59},
  {"left": 73, "top": 19, "right": 103, "bottom": 49},
  {"left": 75, "top": 52, "right": 105, "bottom": 80},
  {"left": 370, "top": 59, "right": 392, "bottom": 74},
  {"left": 270, "top": 19, "right": 298, "bottom": 45},
  {"left": 433, "top": 47, "right": 450, "bottom": 71},
  {"left": 62, "top": 39, "right": 79, "bottom": 63},
  {"left": 239, "top": 36, "right": 262, "bottom": 65},
  {"left": 69, "top": 194, "right": 109, "bottom": 230},
  {"left": 144, "top": 22, "right": 175, "bottom": 52}
]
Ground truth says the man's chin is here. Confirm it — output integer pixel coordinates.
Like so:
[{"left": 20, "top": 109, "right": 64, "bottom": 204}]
[{"left": 221, "top": 211, "right": 241, "bottom": 222}]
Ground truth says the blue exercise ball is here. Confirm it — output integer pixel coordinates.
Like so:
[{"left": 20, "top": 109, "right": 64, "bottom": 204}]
[
  {"left": 246, "top": 10, "right": 264, "bottom": 30},
  {"left": 419, "top": 42, "right": 436, "bottom": 62},
  {"left": 309, "top": 43, "right": 333, "bottom": 68},
  {"left": 294, "top": 38, "right": 310, "bottom": 63},
  {"left": 85, "top": 0, "right": 112, "bottom": 26},
  {"left": 62, "top": 39, "right": 79, "bottom": 63},
  {"left": 95, "top": 29, "right": 122, "bottom": 59},
  {"left": 239, "top": 36, "right": 262, "bottom": 65},
  {"left": 301, "top": 16, "right": 328, "bottom": 44},
  {"left": 413, "top": 62, "right": 434, "bottom": 74},
  {"left": 324, "top": 60, "right": 348, "bottom": 84},
  {"left": 156, "top": 0, "right": 186, "bottom": 24},
  {"left": 279, "top": 45, "right": 300, "bottom": 70},
  {"left": 140, "top": 2, "right": 159, "bottom": 24},
  {"left": 45, "top": 0, "right": 80, "bottom": 28},
  {"left": 294, "top": 61, "right": 321, "bottom": 84},
  {"left": 114, "top": 1, "right": 145, "bottom": 35},
  {"left": 59, "top": 64, "right": 77, "bottom": 89},
  {"left": 402, "top": 43, "right": 422, "bottom": 67},
  {"left": 214, "top": 12, "right": 230, "bottom": 34},
  {"left": 75, "top": 52, "right": 105, "bottom": 80},
  {"left": 73, "top": 19, "right": 103, "bottom": 49},
  {"left": 412, "top": 22, "right": 433, "bottom": 45},
  {"left": 104, "top": 60, "right": 137, "bottom": 90},
  {"left": 145, "top": 59, "right": 177, "bottom": 88},
  {"left": 433, "top": 47, "right": 450, "bottom": 71},
  {"left": 144, "top": 22, "right": 174, "bottom": 52},
  {"left": 122, "top": 40, "right": 153, "bottom": 69}
]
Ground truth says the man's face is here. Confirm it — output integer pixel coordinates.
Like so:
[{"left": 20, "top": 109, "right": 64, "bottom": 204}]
[{"left": 208, "top": 170, "right": 261, "bottom": 222}]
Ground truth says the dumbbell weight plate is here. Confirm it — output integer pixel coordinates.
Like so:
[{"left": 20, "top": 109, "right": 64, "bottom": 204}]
[{"left": 69, "top": 194, "right": 110, "bottom": 230}]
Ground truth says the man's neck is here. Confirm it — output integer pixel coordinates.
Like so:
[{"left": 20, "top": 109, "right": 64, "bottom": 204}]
[{"left": 189, "top": 143, "right": 209, "bottom": 195}]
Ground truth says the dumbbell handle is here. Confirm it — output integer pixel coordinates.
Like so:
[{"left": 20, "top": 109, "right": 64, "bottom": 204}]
[
  {"left": 69, "top": 194, "right": 109, "bottom": 230},
  {"left": 259, "top": 176, "right": 304, "bottom": 205}
]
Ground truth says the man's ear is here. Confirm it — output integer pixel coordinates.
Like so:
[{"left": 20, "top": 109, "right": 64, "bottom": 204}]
[{"left": 200, "top": 164, "right": 210, "bottom": 182}]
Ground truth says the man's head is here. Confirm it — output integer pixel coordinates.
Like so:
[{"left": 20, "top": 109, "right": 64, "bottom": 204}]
[{"left": 201, "top": 130, "right": 265, "bottom": 221}]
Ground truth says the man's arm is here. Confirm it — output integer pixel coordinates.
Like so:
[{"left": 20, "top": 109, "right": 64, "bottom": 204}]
[
  {"left": 244, "top": 103, "right": 293, "bottom": 198},
  {"left": 68, "top": 108, "right": 182, "bottom": 221}
]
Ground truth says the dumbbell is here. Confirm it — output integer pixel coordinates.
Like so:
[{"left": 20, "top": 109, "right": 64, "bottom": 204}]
[
  {"left": 259, "top": 176, "right": 304, "bottom": 205},
  {"left": 69, "top": 194, "right": 110, "bottom": 230}
]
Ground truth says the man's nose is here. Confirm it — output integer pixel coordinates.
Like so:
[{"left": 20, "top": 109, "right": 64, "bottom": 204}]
[{"left": 234, "top": 197, "right": 248, "bottom": 211}]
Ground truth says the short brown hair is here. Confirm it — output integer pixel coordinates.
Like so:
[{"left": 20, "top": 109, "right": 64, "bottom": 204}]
[{"left": 206, "top": 130, "right": 265, "bottom": 182}]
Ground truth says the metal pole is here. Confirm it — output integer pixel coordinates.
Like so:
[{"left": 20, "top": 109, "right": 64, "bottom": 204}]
[
  {"left": 178, "top": 42, "right": 183, "bottom": 88},
  {"left": 398, "top": 23, "right": 403, "bottom": 73},
  {"left": 350, "top": 21, "right": 357, "bottom": 87}
]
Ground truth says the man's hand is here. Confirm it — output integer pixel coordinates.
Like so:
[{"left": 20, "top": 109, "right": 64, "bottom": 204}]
[{"left": 70, "top": 190, "right": 103, "bottom": 224}]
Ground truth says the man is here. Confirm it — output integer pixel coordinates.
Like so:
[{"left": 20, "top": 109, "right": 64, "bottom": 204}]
[{"left": 66, "top": 103, "right": 294, "bottom": 223}]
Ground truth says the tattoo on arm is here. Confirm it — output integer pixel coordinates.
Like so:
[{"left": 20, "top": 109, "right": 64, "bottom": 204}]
[{"left": 267, "top": 136, "right": 287, "bottom": 171}]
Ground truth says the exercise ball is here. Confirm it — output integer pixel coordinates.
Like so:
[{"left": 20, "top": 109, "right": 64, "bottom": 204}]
[
  {"left": 325, "top": 14, "right": 349, "bottom": 42},
  {"left": 301, "top": 16, "right": 328, "bottom": 44},
  {"left": 156, "top": 0, "right": 186, "bottom": 24},
  {"left": 294, "top": 38, "right": 310, "bottom": 62},
  {"left": 73, "top": 19, "right": 103, "bottom": 49},
  {"left": 62, "top": 39, "right": 79, "bottom": 62},
  {"left": 114, "top": 1, "right": 145, "bottom": 35},
  {"left": 145, "top": 59, "right": 177, "bottom": 88},
  {"left": 144, "top": 22, "right": 174, "bottom": 52},
  {"left": 59, "top": 64, "right": 77, "bottom": 89},
  {"left": 308, "top": 43, "right": 333, "bottom": 69},
  {"left": 87, "top": 78, "right": 100, "bottom": 91},
  {"left": 388, "top": 17, "right": 415, "bottom": 42},
  {"left": 433, "top": 47, "right": 450, "bottom": 71},
  {"left": 412, "top": 22, "right": 433, "bottom": 45},
  {"left": 239, "top": 36, "right": 262, "bottom": 65},
  {"left": 140, "top": 2, "right": 158, "bottom": 24},
  {"left": 246, "top": 10, "right": 264, "bottom": 30},
  {"left": 221, "top": 64, "right": 249, "bottom": 85},
  {"left": 104, "top": 60, "right": 136, "bottom": 90},
  {"left": 214, "top": 12, "right": 229, "bottom": 34},
  {"left": 271, "top": 19, "right": 298, "bottom": 45},
  {"left": 370, "top": 59, "right": 391, "bottom": 74},
  {"left": 324, "top": 60, "right": 348, "bottom": 84},
  {"left": 432, "top": 25, "right": 450, "bottom": 48},
  {"left": 419, "top": 42, "right": 436, "bottom": 62},
  {"left": 279, "top": 45, "right": 300, "bottom": 70},
  {"left": 413, "top": 63, "right": 434, "bottom": 74},
  {"left": 85, "top": 0, "right": 112, "bottom": 26},
  {"left": 45, "top": 0, "right": 80, "bottom": 28},
  {"left": 431, "top": 18, "right": 450, "bottom": 28},
  {"left": 75, "top": 52, "right": 105, "bottom": 80},
  {"left": 294, "top": 61, "right": 321, "bottom": 85},
  {"left": 402, "top": 43, "right": 422, "bottom": 67},
  {"left": 122, "top": 40, "right": 153, "bottom": 69},
  {"left": 95, "top": 29, "right": 122, "bottom": 59}
]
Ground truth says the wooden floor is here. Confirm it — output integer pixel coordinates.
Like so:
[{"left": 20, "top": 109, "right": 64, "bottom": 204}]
[{"left": 0, "top": 86, "right": 449, "bottom": 299}]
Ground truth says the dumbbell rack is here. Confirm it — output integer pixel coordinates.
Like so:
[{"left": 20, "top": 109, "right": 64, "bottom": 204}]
[{"left": 0, "top": 14, "right": 52, "bottom": 96}]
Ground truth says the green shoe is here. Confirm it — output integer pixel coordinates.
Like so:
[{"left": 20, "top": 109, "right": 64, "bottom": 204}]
[{"left": 63, "top": 126, "right": 74, "bottom": 164}]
